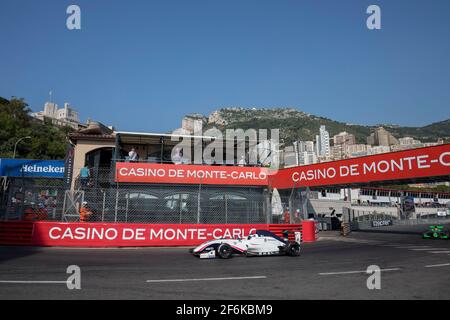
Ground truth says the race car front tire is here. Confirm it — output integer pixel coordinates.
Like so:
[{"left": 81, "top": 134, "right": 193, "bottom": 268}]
[
  {"left": 285, "top": 243, "right": 301, "bottom": 257},
  {"left": 216, "top": 243, "right": 233, "bottom": 259}
]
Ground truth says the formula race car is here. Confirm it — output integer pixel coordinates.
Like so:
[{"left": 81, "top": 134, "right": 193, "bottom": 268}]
[
  {"left": 190, "top": 229, "right": 302, "bottom": 259},
  {"left": 422, "top": 225, "right": 449, "bottom": 240}
]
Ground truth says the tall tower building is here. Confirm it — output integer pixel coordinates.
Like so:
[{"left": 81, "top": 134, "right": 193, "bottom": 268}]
[{"left": 318, "top": 125, "right": 330, "bottom": 156}]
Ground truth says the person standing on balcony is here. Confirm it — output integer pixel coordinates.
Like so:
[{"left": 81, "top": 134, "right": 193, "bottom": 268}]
[
  {"left": 238, "top": 155, "right": 246, "bottom": 167},
  {"left": 80, "top": 166, "right": 90, "bottom": 188},
  {"left": 129, "top": 148, "right": 138, "bottom": 162}
]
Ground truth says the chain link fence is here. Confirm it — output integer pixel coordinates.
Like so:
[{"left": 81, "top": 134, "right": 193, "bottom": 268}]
[
  {"left": 74, "top": 183, "right": 268, "bottom": 224},
  {"left": 1, "top": 168, "right": 270, "bottom": 224},
  {"left": 0, "top": 177, "right": 66, "bottom": 221}
]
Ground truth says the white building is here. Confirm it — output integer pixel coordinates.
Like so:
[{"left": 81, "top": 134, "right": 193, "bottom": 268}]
[
  {"left": 399, "top": 137, "right": 421, "bottom": 145},
  {"left": 333, "top": 131, "right": 356, "bottom": 146},
  {"left": 345, "top": 144, "right": 372, "bottom": 158},
  {"left": 368, "top": 145, "right": 391, "bottom": 155},
  {"left": 32, "top": 102, "right": 82, "bottom": 129},
  {"left": 291, "top": 140, "right": 318, "bottom": 166},
  {"left": 330, "top": 144, "right": 344, "bottom": 160},
  {"left": 297, "top": 140, "right": 315, "bottom": 153},
  {"left": 299, "top": 151, "right": 317, "bottom": 165},
  {"left": 316, "top": 125, "right": 330, "bottom": 157}
]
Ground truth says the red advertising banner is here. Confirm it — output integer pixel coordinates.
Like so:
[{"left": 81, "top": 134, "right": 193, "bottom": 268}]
[
  {"left": 31, "top": 222, "right": 269, "bottom": 247},
  {"left": 271, "top": 144, "right": 450, "bottom": 189},
  {"left": 115, "top": 162, "right": 269, "bottom": 186}
]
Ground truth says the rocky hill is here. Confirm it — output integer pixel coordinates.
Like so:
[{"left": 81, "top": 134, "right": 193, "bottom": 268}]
[{"left": 185, "top": 107, "right": 450, "bottom": 145}]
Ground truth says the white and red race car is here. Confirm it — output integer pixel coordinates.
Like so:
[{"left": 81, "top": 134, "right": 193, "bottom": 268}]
[{"left": 190, "top": 229, "right": 302, "bottom": 259}]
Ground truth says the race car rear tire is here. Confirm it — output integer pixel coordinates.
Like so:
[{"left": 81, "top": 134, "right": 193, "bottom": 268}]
[
  {"left": 216, "top": 243, "right": 233, "bottom": 259},
  {"left": 285, "top": 243, "right": 301, "bottom": 257}
]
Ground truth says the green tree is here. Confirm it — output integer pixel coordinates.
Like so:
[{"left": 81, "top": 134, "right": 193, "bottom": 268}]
[{"left": 0, "top": 97, "right": 71, "bottom": 159}]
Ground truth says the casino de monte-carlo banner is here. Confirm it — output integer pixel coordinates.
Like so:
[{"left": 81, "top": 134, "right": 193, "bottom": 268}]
[
  {"left": 115, "top": 162, "right": 269, "bottom": 186},
  {"left": 31, "top": 222, "right": 267, "bottom": 247},
  {"left": 271, "top": 144, "right": 450, "bottom": 189}
]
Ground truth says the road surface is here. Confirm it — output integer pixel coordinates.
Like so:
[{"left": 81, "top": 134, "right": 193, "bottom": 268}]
[{"left": 0, "top": 231, "right": 449, "bottom": 299}]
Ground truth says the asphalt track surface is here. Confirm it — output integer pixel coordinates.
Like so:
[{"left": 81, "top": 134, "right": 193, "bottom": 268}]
[{"left": 0, "top": 232, "right": 449, "bottom": 300}]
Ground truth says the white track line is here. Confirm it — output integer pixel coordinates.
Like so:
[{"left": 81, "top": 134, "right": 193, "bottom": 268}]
[
  {"left": 395, "top": 246, "right": 430, "bottom": 249},
  {"left": 428, "top": 251, "right": 450, "bottom": 254},
  {"left": 382, "top": 244, "right": 407, "bottom": 247},
  {"left": 46, "top": 247, "right": 143, "bottom": 250},
  {"left": 146, "top": 276, "right": 267, "bottom": 283},
  {"left": 0, "top": 280, "right": 67, "bottom": 284},
  {"left": 409, "top": 248, "right": 446, "bottom": 251},
  {"left": 319, "top": 268, "right": 400, "bottom": 276},
  {"left": 424, "top": 263, "right": 450, "bottom": 268}
]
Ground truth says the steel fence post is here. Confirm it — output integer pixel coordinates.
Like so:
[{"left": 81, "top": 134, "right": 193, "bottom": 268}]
[
  {"left": 102, "top": 190, "right": 105, "bottom": 222},
  {"left": 114, "top": 184, "right": 119, "bottom": 223},
  {"left": 125, "top": 192, "right": 129, "bottom": 222},
  {"left": 224, "top": 193, "right": 227, "bottom": 224},
  {"left": 62, "top": 190, "right": 67, "bottom": 222},
  {"left": 197, "top": 182, "right": 201, "bottom": 224}
]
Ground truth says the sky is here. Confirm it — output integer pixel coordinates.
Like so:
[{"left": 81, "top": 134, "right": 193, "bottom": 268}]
[{"left": 1, "top": 0, "right": 449, "bottom": 133}]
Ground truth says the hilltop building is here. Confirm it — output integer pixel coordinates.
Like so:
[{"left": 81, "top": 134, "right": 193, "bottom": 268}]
[{"left": 32, "top": 102, "right": 85, "bottom": 130}]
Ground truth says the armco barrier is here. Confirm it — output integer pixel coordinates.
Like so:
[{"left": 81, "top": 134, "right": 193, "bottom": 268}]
[
  {"left": 0, "top": 221, "right": 306, "bottom": 247},
  {"left": 268, "top": 224, "right": 302, "bottom": 242},
  {"left": 0, "top": 221, "right": 34, "bottom": 246},
  {"left": 301, "top": 220, "right": 316, "bottom": 242}
]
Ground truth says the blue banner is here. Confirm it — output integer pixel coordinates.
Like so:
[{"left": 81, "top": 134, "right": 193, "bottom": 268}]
[{"left": 0, "top": 158, "right": 65, "bottom": 178}]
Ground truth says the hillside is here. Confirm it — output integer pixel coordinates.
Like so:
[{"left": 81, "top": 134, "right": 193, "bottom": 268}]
[{"left": 193, "top": 107, "right": 450, "bottom": 145}]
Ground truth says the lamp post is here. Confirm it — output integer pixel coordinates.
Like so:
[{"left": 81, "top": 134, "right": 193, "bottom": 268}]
[{"left": 13, "top": 136, "right": 31, "bottom": 159}]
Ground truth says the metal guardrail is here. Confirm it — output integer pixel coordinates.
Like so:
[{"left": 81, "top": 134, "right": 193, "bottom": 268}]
[
  {"left": 350, "top": 217, "right": 449, "bottom": 231},
  {"left": 391, "top": 218, "right": 449, "bottom": 226}
]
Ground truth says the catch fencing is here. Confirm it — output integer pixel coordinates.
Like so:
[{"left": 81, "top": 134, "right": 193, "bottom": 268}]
[{"left": 0, "top": 168, "right": 270, "bottom": 224}]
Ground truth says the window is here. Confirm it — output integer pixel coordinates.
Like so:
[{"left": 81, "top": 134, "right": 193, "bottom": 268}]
[
  {"left": 165, "top": 194, "right": 190, "bottom": 211},
  {"left": 128, "top": 192, "right": 157, "bottom": 199},
  {"left": 210, "top": 194, "right": 247, "bottom": 200}
]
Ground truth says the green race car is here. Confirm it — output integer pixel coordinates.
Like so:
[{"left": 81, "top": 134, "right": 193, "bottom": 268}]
[{"left": 422, "top": 225, "right": 449, "bottom": 240}]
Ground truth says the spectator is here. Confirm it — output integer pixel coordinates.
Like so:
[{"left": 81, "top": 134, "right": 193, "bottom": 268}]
[
  {"left": 37, "top": 203, "right": 48, "bottom": 220},
  {"left": 23, "top": 204, "right": 37, "bottom": 221},
  {"left": 129, "top": 148, "right": 138, "bottom": 162},
  {"left": 172, "top": 147, "right": 182, "bottom": 164},
  {"left": 330, "top": 209, "right": 341, "bottom": 230},
  {"left": 80, "top": 166, "right": 90, "bottom": 188},
  {"left": 79, "top": 201, "right": 94, "bottom": 222},
  {"left": 283, "top": 209, "right": 290, "bottom": 224},
  {"left": 238, "top": 155, "right": 246, "bottom": 167}
]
